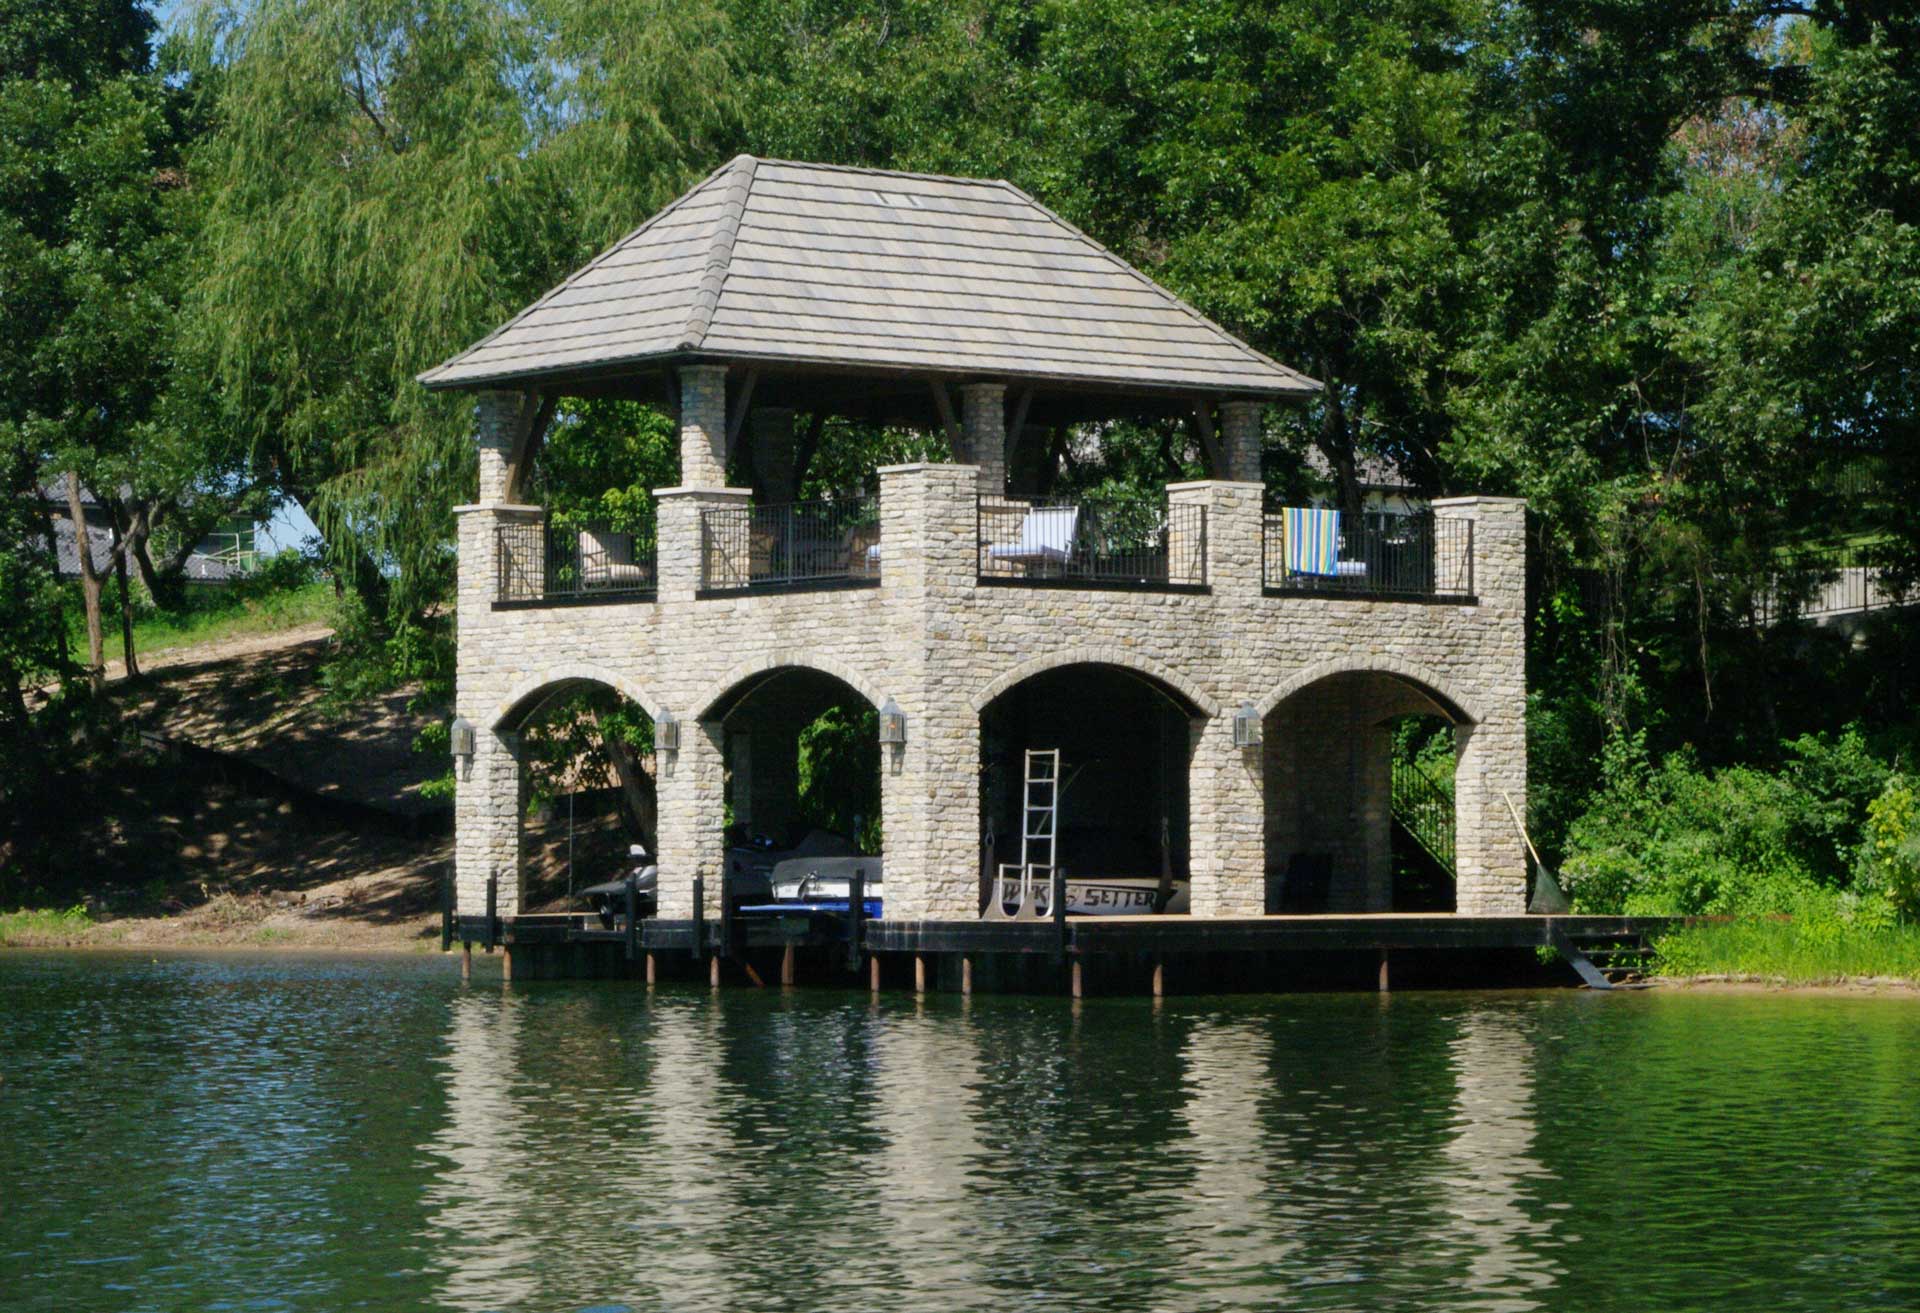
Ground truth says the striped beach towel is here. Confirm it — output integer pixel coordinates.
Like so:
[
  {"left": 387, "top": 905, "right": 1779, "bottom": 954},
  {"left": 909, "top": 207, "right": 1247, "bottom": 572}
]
[{"left": 1284, "top": 507, "right": 1341, "bottom": 576}]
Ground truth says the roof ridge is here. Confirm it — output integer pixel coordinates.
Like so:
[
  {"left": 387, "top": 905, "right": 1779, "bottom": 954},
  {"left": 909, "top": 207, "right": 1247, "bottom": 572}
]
[
  {"left": 417, "top": 157, "right": 737, "bottom": 385},
  {"left": 992, "top": 180, "right": 1320, "bottom": 393},
  {"left": 751, "top": 156, "right": 1011, "bottom": 189},
  {"left": 679, "top": 155, "right": 756, "bottom": 350}
]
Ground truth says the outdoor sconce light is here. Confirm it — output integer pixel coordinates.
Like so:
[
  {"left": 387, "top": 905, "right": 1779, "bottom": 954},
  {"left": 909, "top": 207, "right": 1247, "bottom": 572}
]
[
  {"left": 656, "top": 709, "right": 681, "bottom": 754},
  {"left": 1232, "top": 703, "right": 1263, "bottom": 750},
  {"left": 450, "top": 717, "right": 476, "bottom": 762},
  {"left": 879, "top": 698, "right": 907, "bottom": 747}
]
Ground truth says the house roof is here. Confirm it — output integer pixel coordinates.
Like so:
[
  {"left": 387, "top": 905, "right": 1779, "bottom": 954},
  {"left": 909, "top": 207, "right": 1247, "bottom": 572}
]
[{"left": 419, "top": 156, "right": 1318, "bottom": 401}]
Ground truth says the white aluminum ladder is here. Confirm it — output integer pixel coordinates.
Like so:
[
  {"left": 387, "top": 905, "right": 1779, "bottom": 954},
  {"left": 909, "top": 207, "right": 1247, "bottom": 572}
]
[{"left": 993, "top": 749, "right": 1060, "bottom": 918}]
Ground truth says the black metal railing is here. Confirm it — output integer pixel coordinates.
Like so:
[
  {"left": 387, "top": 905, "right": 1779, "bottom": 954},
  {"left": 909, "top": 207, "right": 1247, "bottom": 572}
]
[
  {"left": 497, "top": 518, "right": 657, "bottom": 604},
  {"left": 1263, "top": 510, "right": 1473, "bottom": 599},
  {"left": 1390, "top": 755, "right": 1456, "bottom": 876},
  {"left": 1755, "top": 549, "right": 1911, "bottom": 625},
  {"left": 976, "top": 497, "right": 1207, "bottom": 589},
  {"left": 700, "top": 496, "right": 880, "bottom": 592}
]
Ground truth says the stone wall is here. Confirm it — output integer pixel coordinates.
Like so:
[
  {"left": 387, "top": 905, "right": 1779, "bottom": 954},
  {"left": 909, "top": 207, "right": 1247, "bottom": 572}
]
[{"left": 452, "top": 436, "right": 1530, "bottom": 921}]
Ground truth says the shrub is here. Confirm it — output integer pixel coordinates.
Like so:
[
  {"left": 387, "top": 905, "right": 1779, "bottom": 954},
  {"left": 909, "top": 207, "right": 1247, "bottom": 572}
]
[{"left": 1858, "top": 776, "right": 1920, "bottom": 922}]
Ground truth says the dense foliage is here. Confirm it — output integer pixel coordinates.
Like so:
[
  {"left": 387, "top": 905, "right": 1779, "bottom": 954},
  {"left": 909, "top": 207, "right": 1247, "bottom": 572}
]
[{"left": 6, "top": 1, "right": 1919, "bottom": 934}]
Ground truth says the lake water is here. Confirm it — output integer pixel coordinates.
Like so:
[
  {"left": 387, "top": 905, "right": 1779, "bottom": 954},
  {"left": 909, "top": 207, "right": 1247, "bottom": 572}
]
[{"left": 2, "top": 952, "right": 1917, "bottom": 1312}]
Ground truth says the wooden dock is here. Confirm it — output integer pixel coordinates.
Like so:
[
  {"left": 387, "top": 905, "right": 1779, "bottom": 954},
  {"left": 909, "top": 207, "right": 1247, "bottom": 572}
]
[{"left": 448, "top": 906, "right": 1673, "bottom": 994}]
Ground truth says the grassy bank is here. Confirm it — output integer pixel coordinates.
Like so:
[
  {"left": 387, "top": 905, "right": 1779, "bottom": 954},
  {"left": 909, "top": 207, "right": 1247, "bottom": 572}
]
[
  {"left": 0, "top": 905, "right": 94, "bottom": 947},
  {"left": 1655, "top": 918, "right": 1920, "bottom": 985}
]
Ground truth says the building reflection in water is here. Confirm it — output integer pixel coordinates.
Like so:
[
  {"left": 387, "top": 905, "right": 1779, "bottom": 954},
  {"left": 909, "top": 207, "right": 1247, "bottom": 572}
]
[
  {"left": 1438, "top": 1008, "right": 1562, "bottom": 1311},
  {"left": 1166, "top": 1019, "right": 1297, "bottom": 1306},
  {"left": 421, "top": 991, "right": 541, "bottom": 1313},
  {"left": 867, "top": 1001, "right": 990, "bottom": 1302}
]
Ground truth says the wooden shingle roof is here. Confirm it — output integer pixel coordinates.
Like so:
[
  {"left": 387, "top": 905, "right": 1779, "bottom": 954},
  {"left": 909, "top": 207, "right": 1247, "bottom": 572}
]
[{"left": 419, "top": 156, "right": 1318, "bottom": 399}]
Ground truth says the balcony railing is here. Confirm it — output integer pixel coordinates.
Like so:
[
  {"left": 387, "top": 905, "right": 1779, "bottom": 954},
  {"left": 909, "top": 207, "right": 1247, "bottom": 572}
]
[
  {"left": 977, "top": 497, "right": 1207, "bottom": 589},
  {"left": 497, "top": 518, "right": 657, "bottom": 604},
  {"left": 700, "top": 496, "right": 880, "bottom": 593},
  {"left": 1263, "top": 510, "right": 1473, "bottom": 599}
]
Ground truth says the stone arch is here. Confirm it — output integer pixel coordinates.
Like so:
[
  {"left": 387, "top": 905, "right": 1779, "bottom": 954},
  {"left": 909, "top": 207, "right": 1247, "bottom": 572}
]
[
  {"left": 491, "top": 665, "right": 663, "bottom": 730},
  {"left": 969, "top": 648, "right": 1221, "bottom": 718},
  {"left": 1255, "top": 656, "right": 1480, "bottom": 724},
  {"left": 692, "top": 650, "right": 886, "bottom": 721}
]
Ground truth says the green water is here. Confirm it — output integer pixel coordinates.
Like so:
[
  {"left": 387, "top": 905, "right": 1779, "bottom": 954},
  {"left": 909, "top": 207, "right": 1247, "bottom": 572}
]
[{"left": 2, "top": 953, "right": 1917, "bottom": 1312}]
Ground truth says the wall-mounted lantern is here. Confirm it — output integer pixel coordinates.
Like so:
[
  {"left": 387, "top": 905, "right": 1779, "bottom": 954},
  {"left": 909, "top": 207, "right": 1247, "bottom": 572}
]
[
  {"left": 450, "top": 717, "right": 476, "bottom": 762},
  {"left": 878, "top": 697, "right": 907, "bottom": 747},
  {"left": 1232, "top": 703, "right": 1263, "bottom": 750},
  {"left": 656, "top": 709, "right": 681, "bottom": 754}
]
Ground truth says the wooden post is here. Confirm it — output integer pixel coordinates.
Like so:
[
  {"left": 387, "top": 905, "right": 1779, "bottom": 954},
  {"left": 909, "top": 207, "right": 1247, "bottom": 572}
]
[
  {"left": 461, "top": 942, "right": 472, "bottom": 983},
  {"left": 501, "top": 947, "right": 513, "bottom": 983},
  {"left": 1071, "top": 959, "right": 1083, "bottom": 999},
  {"left": 709, "top": 955, "right": 722, "bottom": 989},
  {"left": 1377, "top": 946, "right": 1390, "bottom": 993},
  {"left": 914, "top": 954, "right": 927, "bottom": 995},
  {"left": 961, "top": 956, "right": 973, "bottom": 996},
  {"left": 781, "top": 943, "right": 796, "bottom": 986},
  {"left": 645, "top": 952, "right": 657, "bottom": 986},
  {"left": 1151, "top": 958, "right": 1164, "bottom": 998},
  {"left": 869, "top": 954, "right": 882, "bottom": 994}
]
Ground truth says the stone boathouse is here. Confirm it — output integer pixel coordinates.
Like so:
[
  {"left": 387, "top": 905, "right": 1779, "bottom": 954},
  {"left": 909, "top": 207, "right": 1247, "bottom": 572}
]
[{"left": 422, "top": 155, "right": 1528, "bottom": 947}]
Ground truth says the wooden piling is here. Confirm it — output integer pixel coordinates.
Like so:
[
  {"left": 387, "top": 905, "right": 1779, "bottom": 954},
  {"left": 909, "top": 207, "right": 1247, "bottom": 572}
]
[
  {"left": 1377, "top": 946, "right": 1390, "bottom": 993},
  {"left": 781, "top": 943, "right": 796, "bottom": 986},
  {"left": 869, "top": 954, "right": 881, "bottom": 994},
  {"left": 645, "top": 952, "right": 656, "bottom": 986},
  {"left": 914, "top": 954, "right": 926, "bottom": 995},
  {"left": 500, "top": 947, "right": 513, "bottom": 984},
  {"left": 460, "top": 942, "right": 472, "bottom": 983},
  {"left": 961, "top": 956, "right": 973, "bottom": 996},
  {"left": 709, "top": 955, "right": 721, "bottom": 989},
  {"left": 1071, "top": 959, "right": 1083, "bottom": 999},
  {"left": 1151, "top": 958, "right": 1164, "bottom": 998}
]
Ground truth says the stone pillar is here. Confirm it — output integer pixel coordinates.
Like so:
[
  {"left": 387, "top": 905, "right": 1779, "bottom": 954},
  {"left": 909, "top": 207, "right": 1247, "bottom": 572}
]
[
  {"left": 960, "top": 383, "right": 1007, "bottom": 497},
  {"left": 1433, "top": 495, "right": 1528, "bottom": 914},
  {"left": 654, "top": 716, "right": 727, "bottom": 920},
  {"left": 455, "top": 725, "right": 523, "bottom": 919},
  {"left": 1168, "top": 480, "right": 1263, "bottom": 595},
  {"left": 475, "top": 390, "right": 525, "bottom": 505},
  {"left": 654, "top": 486, "right": 751, "bottom": 602},
  {"left": 677, "top": 364, "right": 730, "bottom": 488},
  {"left": 1187, "top": 710, "right": 1265, "bottom": 917},
  {"left": 750, "top": 406, "right": 797, "bottom": 504},
  {"left": 877, "top": 463, "right": 982, "bottom": 920},
  {"left": 1219, "top": 400, "right": 1263, "bottom": 484}
]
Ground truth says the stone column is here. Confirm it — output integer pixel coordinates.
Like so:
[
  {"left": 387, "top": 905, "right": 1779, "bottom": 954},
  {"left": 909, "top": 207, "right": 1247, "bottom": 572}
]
[
  {"left": 475, "top": 390, "right": 525, "bottom": 504},
  {"left": 960, "top": 383, "right": 1007, "bottom": 498},
  {"left": 677, "top": 364, "right": 730, "bottom": 488},
  {"left": 877, "top": 463, "right": 983, "bottom": 920},
  {"left": 1168, "top": 481, "right": 1264, "bottom": 595},
  {"left": 1219, "top": 400, "right": 1264, "bottom": 484},
  {"left": 1187, "top": 711, "right": 1265, "bottom": 917},
  {"left": 750, "top": 406, "right": 797, "bottom": 504},
  {"left": 1433, "top": 495, "right": 1528, "bottom": 914},
  {"left": 654, "top": 486, "right": 751, "bottom": 602},
  {"left": 654, "top": 716, "right": 727, "bottom": 920},
  {"left": 455, "top": 725, "right": 523, "bottom": 919}
]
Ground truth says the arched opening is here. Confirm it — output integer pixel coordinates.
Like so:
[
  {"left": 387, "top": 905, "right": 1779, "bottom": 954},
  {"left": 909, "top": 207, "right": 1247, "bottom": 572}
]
[
  {"left": 496, "top": 677, "right": 658, "bottom": 917},
  {"left": 978, "top": 663, "right": 1201, "bottom": 916},
  {"left": 703, "top": 666, "right": 883, "bottom": 899},
  {"left": 1262, "top": 670, "right": 1469, "bottom": 914}
]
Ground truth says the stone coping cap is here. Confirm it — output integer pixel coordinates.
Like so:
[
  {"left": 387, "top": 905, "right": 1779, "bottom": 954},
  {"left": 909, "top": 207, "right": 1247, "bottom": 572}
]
[
  {"left": 1165, "top": 479, "right": 1265, "bottom": 494},
  {"left": 652, "top": 485, "right": 754, "bottom": 500},
  {"left": 875, "top": 462, "right": 980, "bottom": 476},
  {"left": 452, "top": 502, "right": 544, "bottom": 516},
  {"left": 1431, "top": 494, "right": 1527, "bottom": 508}
]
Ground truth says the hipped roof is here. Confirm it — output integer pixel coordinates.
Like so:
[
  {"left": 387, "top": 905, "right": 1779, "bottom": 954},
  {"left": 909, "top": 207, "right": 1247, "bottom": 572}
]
[{"left": 419, "top": 156, "right": 1318, "bottom": 401}]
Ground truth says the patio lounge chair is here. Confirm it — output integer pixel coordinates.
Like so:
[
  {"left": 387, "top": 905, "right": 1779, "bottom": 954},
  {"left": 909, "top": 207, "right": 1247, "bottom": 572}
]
[
  {"left": 986, "top": 505, "right": 1079, "bottom": 572},
  {"left": 578, "top": 528, "right": 652, "bottom": 589}
]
